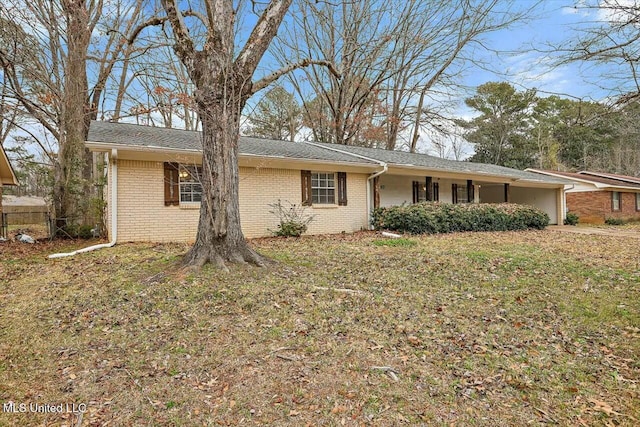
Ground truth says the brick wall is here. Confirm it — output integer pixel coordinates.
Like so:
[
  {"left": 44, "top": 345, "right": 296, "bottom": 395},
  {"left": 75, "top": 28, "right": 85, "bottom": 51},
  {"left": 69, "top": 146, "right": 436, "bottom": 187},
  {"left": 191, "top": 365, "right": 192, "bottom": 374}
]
[
  {"left": 566, "top": 190, "right": 640, "bottom": 223},
  {"left": 110, "top": 160, "right": 369, "bottom": 242}
]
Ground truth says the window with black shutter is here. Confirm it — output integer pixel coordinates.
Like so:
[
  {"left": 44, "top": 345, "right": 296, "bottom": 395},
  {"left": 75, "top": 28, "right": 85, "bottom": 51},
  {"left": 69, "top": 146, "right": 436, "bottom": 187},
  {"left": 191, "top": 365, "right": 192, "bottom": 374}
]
[
  {"left": 301, "top": 170, "right": 312, "bottom": 206},
  {"left": 337, "top": 172, "right": 348, "bottom": 206},
  {"left": 164, "top": 162, "right": 180, "bottom": 206}
]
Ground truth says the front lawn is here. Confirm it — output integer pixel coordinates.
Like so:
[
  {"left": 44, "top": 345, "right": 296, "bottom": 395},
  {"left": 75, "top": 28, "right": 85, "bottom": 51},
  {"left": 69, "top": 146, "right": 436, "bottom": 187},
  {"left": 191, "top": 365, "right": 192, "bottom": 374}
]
[{"left": 0, "top": 230, "right": 638, "bottom": 426}]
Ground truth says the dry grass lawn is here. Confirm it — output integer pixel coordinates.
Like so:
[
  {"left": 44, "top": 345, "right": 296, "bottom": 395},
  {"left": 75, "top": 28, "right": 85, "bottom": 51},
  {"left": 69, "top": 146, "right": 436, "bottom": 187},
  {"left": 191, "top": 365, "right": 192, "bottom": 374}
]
[{"left": 0, "top": 229, "right": 638, "bottom": 426}]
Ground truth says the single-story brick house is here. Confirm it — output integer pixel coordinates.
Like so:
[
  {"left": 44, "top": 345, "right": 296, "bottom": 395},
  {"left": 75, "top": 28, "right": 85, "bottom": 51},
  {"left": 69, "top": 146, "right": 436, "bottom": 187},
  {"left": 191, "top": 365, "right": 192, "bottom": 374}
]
[
  {"left": 527, "top": 169, "right": 640, "bottom": 223},
  {"left": 0, "top": 145, "right": 19, "bottom": 237},
  {"left": 87, "top": 121, "right": 568, "bottom": 242}
]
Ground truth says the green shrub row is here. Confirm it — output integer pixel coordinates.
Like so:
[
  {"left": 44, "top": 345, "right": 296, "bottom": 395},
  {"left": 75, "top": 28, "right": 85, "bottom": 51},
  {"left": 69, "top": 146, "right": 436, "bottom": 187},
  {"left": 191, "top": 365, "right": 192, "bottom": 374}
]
[{"left": 371, "top": 202, "right": 549, "bottom": 234}]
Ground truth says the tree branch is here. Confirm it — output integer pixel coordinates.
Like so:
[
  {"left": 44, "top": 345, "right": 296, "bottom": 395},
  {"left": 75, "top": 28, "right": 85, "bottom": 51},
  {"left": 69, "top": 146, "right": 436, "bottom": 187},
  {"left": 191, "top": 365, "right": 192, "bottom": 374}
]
[
  {"left": 9, "top": 119, "right": 56, "bottom": 164},
  {"left": 159, "top": 0, "right": 196, "bottom": 68},
  {"left": 235, "top": 0, "right": 293, "bottom": 78},
  {"left": 126, "top": 16, "right": 168, "bottom": 44},
  {"left": 252, "top": 59, "right": 340, "bottom": 94},
  {"left": 0, "top": 48, "right": 60, "bottom": 140}
]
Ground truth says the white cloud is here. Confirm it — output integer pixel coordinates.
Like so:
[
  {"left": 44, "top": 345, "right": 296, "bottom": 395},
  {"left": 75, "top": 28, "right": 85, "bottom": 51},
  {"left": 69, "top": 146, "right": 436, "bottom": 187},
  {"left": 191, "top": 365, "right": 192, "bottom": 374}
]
[{"left": 597, "top": 0, "right": 638, "bottom": 23}]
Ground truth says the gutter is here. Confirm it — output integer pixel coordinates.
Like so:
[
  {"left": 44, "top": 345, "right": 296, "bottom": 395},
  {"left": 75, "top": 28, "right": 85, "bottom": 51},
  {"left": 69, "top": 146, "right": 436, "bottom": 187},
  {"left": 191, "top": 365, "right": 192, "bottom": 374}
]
[
  {"left": 302, "top": 141, "right": 388, "bottom": 229},
  {"left": 49, "top": 149, "right": 118, "bottom": 258}
]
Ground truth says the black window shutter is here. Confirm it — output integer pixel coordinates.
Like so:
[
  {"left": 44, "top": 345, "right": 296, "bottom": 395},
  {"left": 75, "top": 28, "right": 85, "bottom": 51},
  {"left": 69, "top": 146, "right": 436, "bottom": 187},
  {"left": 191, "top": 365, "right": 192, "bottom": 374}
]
[
  {"left": 301, "top": 170, "right": 312, "bottom": 206},
  {"left": 452, "top": 183, "right": 458, "bottom": 204},
  {"left": 164, "top": 162, "right": 180, "bottom": 206},
  {"left": 433, "top": 182, "right": 439, "bottom": 201},
  {"left": 467, "top": 180, "right": 474, "bottom": 203},
  {"left": 337, "top": 172, "right": 348, "bottom": 206},
  {"left": 412, "top": 181, "right": 419, "bottom": 203}
]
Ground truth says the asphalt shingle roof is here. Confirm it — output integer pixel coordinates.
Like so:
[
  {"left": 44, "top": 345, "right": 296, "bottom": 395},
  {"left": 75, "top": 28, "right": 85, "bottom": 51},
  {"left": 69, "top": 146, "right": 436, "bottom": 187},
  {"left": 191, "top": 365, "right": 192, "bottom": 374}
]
[
  {"left": 87, "top": 121, "right": 567, "bottom": 184},
  {"left": 530, "top": 169, "right": 640, "bottom": 189},
  {"left": 578, "top": 171, "right": 640, "bottom": 185},
  {"left": 313, "top": 143, "right": 568, "bottom": 184},
  {"left": 88, "top": 121, "right": 376, "bottom": 165}
]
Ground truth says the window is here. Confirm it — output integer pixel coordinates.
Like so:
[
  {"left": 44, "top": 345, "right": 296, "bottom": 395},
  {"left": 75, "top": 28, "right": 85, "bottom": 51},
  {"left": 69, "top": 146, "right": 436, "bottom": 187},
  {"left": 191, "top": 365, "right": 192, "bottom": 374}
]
[
  {"left": 636, "top": 193, "right": 640, "bottom": 211},
  {"left": 612, "top": 191, "right": 621, "bottom": 211},
  {"left": 301, "top": 170, "right": 347, "bottom": 206},
  {"left": 311, "top": 172, "right": 335, "bottom": 204},
  {"left": 413, "top": 177, "right": 438, "bottom": 203},
  {"left": 179, "top": 165, "right": 203, "bottom": 203},
  {"left": 457, "top": 185, "right": 468, "bottom": 204},
  {"left": 452, "top": 183, "right": 468, "bottom": 204},
  {"left": 412, "top": 181, "right": 426, "bottom": 203}
]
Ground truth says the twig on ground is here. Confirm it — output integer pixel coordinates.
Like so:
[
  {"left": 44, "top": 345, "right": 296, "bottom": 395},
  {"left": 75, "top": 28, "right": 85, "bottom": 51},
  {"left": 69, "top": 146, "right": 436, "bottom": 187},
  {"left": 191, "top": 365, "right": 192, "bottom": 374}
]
[
  {"left": 276, "top": 354, "right": 300, "bottom": 362},
  {"left": 370, "top": 366, "right": 399, "bottom": 381},
  {"left": 313, "top": 286, "right": 366, "bottom": 295},
  {"left": 534, "top": 406, "right": 558, "bottom": 424}
]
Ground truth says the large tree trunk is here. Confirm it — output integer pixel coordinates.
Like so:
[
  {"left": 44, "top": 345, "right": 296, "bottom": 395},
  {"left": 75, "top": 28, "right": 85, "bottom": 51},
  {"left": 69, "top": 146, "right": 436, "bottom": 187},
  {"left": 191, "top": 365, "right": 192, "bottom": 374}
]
[
  {"left": 183, "top": 85, "right": 264, "bottom": 269},
  {"left": 54, "top": 0, "right": 93, "bottom": 232}
]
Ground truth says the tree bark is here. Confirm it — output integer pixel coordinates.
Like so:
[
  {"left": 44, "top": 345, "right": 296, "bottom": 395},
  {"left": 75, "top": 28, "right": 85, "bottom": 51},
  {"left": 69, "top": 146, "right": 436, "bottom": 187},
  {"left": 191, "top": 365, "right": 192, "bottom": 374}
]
[
  {"left": 54, "top": 0, "right": 94, "bottom": 230},
  {"left": 160, "top": 0, "right": 303, "bottom": 269},
  {"left": 182, "top": 84, "right": 264, "bottom": 270}
]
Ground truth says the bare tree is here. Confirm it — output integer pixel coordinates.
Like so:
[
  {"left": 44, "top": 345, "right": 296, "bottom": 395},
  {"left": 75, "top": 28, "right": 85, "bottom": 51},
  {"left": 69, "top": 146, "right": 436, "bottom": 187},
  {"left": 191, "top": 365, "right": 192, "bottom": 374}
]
[
  {"left": 159, "top": 0, "right": 337, "bottom": 269},
  {"left": 0, "top": 0, "right": 151, "bottom": 231},
  {"left": 275, "top": 0, "right": 532, "bottom": 150},
  {"left": 558, "top": 1, "right": 640, "bottom": 103},
  {"left": 109, "top": 43, "right": 199, "bottom": 130}
]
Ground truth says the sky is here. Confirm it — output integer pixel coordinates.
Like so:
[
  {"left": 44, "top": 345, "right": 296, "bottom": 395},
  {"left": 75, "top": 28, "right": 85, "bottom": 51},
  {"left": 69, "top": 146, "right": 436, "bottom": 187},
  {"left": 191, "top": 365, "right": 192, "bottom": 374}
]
[
  {"left": 462, "top": 0, "right": 619, "bottom": 105},
  {"left": 3, "top": 0, "right": 633, "bottom": 161},
  {"left": 408, "top": 0, "right": 627, "bottom": 158}
]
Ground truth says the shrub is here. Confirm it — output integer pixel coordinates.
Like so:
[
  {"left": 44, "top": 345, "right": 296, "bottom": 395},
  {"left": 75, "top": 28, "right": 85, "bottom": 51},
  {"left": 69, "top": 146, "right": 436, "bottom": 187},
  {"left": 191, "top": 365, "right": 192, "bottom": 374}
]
[
  {"left": 564, "top": 212, "right": 579, "bottom": 226},
  {"left": 371, "top": 202, "right": 549, "bottom": 234},
  {"left": 57, "top": 224, "right": 95, "bottom": 239},
  {"left": 604, "top": 217, "right": 625, "bottom": 225},
  {"left": 268, "top": 200, "right": 315, "bottom": 237}
]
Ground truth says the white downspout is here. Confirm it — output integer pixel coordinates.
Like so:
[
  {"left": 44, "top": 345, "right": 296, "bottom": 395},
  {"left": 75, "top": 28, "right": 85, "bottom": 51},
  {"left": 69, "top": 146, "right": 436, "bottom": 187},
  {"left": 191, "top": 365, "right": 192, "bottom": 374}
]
[
  {"left": 366, "top": 165, "right": 388, "bottom": 229},
  {"left": 302, "top": 141, "right": 388, "bottom": 229},
  {"left": 48, "top": 149, "right": 118, "bottom": 259}
]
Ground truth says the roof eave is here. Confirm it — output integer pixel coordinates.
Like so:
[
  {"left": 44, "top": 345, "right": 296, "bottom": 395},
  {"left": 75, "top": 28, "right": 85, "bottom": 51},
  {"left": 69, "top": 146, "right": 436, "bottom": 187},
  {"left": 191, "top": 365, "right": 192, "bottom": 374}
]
[
  {"left": 86, "top": 140, "right": 378, "bottom": 169},
  {"left": 0, "top": 146, "right": 18, "bottom": 186},
  {"left": 578, "top": 170, "right": 640, "bottom": 185},
  {"left": 392, "top": 164, "right": 566, "bottom": 186}
]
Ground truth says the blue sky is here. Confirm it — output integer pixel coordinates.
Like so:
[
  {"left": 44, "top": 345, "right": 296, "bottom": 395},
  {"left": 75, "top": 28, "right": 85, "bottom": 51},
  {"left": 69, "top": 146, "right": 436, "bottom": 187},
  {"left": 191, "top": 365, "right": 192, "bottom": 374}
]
[
  {"left": 4, "top": 0, "right": 630, "bottom": 160},
  {"left": 464, "top": 0, "right": 616, "bottom": 104}
]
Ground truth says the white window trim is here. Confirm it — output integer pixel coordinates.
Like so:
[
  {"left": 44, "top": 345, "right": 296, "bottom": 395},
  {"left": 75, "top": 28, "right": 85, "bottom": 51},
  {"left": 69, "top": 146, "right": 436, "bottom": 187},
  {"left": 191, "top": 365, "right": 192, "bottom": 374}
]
[
  {"left": 311, "top": 171, "right": 336, "bottom": 205},
  {"left": 612, "top": 191, "right": 621, "bottom": 211},
  {"left": 179, "top": 165, "right": 203, "bottom": 204}
]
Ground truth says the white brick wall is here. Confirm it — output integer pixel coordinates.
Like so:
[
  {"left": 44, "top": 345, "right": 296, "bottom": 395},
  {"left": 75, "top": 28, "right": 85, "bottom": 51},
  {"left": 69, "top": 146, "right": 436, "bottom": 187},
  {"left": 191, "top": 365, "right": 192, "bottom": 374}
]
[{"left": 108, "top": 160, "right": 369, "bottom": 242}]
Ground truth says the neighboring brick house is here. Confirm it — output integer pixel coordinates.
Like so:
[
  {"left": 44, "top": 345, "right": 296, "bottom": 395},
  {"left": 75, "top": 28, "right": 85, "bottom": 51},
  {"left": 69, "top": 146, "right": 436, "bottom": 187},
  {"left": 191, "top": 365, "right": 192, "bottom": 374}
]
[
  {"left": 87, "top": 121, "right": 567, "bottom": 243},
  {"left": 527, "top": 169, "right": 640, "bottom": 224},
  {"left": 0, "top": 145, "right": 19, "bottom": 238}
]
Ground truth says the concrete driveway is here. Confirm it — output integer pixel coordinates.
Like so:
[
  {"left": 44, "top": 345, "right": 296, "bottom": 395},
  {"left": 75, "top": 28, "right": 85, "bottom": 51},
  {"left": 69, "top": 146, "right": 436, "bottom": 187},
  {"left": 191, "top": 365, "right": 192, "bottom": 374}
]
[{"left": 548, "top": 225, "right": 640, "bottom": 238}]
